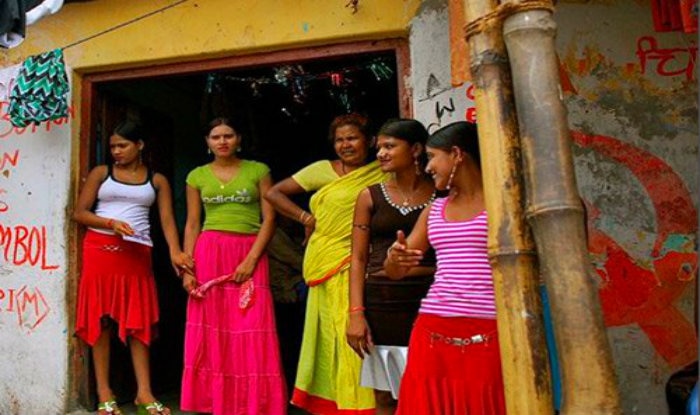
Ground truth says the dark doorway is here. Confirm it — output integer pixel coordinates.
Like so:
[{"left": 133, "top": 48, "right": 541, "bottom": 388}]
[{"left": 80, "top": 45, "right": 403, "bottom": 408}]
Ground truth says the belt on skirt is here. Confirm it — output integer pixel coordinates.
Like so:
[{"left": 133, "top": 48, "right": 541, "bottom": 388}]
[{"left": 419, "top": 326, "right": 498, "bottom": 352}]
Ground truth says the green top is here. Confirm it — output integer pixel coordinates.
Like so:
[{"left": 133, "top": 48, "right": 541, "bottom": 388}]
[
  {"left": 187, "top": 160, "right": 269, "bottom": 234},
  {"left": 292, "top": 160, "right": 340, "bottom": 192}
]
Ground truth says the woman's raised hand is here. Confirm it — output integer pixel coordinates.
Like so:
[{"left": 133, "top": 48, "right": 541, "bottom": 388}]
[{"left": 387, "top": 230, "right": 423, "bottom": 267}]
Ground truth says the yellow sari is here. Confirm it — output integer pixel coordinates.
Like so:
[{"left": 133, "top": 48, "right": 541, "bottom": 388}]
[{"left": 292, "top": 161, "right": 386, "bottom": 414}]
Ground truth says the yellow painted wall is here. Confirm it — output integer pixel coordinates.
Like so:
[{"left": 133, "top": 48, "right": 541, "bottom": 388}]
[{"left": 2, "top": 0, "right": 421, "bottom": 71}]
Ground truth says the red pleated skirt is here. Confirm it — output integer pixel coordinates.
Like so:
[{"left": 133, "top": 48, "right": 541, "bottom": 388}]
[
  {"left": 75, "top": 230, "right": 159, "bottom": 346},
  {"left": 396, "top": 314, "right": 506, "bottom": 415}
]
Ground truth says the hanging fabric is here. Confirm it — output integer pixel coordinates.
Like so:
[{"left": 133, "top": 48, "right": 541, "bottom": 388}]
[{"left": 8, "top": 48, "right": 69, "bottom": 128}]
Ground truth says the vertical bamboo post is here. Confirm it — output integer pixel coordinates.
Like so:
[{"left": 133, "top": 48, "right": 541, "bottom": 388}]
[
  {"left": 463, "top": 1, "right": 554, "bottom": 414},
  {"left": 500, "top": 2, "right": 622, "bottom": 415}
]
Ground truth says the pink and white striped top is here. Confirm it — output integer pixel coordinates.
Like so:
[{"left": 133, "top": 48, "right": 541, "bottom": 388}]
[{"left": 420, "top": 197, "right": 496, "bottom": 319}]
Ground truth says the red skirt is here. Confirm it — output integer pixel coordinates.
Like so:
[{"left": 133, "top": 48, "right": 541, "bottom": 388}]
[
  {"left": 75, "top": 230, "right": 159, "bottom": 346},
  {"left": 396, "top": 314, "right": 506, "bottom": 415}
]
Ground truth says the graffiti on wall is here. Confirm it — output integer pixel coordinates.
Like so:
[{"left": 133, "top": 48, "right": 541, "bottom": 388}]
[
  {"left": 0, "top": 101, "right": 74, "bottom": 139},
  {"left": 0, "top": 285, "right": 51, "bottom": 331},
  {"left": 575, "top": 131, "right": 698, "bottom": 367},
  {"left": 0, "top": 225, "right": 59, "bottom": 270},
  {"left": 0, "top": 67, "right": 69, "bottom": 333},
  {"left": 636, "top": 35, "right": 697, "bottom": 81},
  {"left": 419, "top": 78, "right": 477, "bottom": 133}
]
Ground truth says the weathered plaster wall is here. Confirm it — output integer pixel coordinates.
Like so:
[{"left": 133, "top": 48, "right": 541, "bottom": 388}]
[
  {"left": 409, "top": 1, "right": 697, "bottom": 414},
  {"left": 411, "top": 0, "right": 476, "bottom": 133},
  {"left": 558, "top": 3, "right": 698, "bottom": 414},
  {"left": 0, "top": 65, "right": 71, "bottom": 415}
]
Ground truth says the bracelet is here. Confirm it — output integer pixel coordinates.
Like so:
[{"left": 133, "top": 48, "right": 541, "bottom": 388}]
[
  {"left": 106, "top": 219, "right": 115, "bottom": 229},
  {"left": 300, "top": 211, "right": 313, "bottom": 226},
  {"left": 349, "top": 306, "right": 365, "bottom": 313}
]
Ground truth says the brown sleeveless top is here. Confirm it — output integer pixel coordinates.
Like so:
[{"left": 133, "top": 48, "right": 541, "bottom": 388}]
[
  {"left": 366, "top": 183, "right": 436, "bottom": 275},
  {"left": 364, "top": 183, "right": 436, "bottom": 345}
]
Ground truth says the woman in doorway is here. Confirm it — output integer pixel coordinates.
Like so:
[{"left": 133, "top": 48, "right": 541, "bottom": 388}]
[
  {"left": 180, "top": 117, "right": 286, "bottom": 415},
  {"left": 345, "top": 119, "right": 436, "bottom": 415},
  {"left": 384, "top": 122, "right": 506, "bottom": 415},
  {"left": 265, "top": 113, "right": 385, "bottom": 415},
  {"left": 73, "top": 120, "right": 192, "bottom": 415}
]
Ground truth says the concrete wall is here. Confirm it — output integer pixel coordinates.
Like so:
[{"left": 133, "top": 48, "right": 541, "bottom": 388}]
[
  {"left": 0, "top": 65, "right": 71, "bottom": 414},
  {"left": 560, "top": 3, "right": 697, "bottom": 414},
  {"left": 409, "top": 1, "right": 698, "bottom": 414},
  {"left": 0, "top": 0, "right": 696, "bottom": 414}
]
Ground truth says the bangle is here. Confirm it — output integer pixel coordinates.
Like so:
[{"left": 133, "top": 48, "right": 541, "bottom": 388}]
[
  {"left": 106, "top": 219, "right": 115, "bottom": 229},
  {"left": 300, "top": 211, "right": 313, "bottom": 226},
  {"left": 349, "top": 306, "right": 365, "bottom": 313}
]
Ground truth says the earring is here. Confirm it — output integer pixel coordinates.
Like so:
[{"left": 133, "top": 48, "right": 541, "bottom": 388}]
[
  {"left": 236, "top": 146, "right": 242, "bottom": 153},
  {"left": 207, "top": 148, "right": 212, "bottom": 155},
  {"left": 414, "top": 156, "right": 421, "bottom": 176},
  {"left": 446, "top": 162, "right": 457, "bottom": 190}
]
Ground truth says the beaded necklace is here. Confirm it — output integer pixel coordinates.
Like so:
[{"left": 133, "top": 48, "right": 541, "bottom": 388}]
[{"left": 380, "top": 182, "right": 436, "bottom": 216}]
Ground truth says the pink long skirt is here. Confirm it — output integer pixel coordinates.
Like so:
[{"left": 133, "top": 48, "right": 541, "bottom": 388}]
[{"left": 180, "top": 231, "right": 287, "bottom": 415}]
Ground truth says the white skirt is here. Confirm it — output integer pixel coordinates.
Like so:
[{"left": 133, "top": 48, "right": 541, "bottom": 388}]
[{"left": 360, "top": 345, "right": 408, "bottom": 399}]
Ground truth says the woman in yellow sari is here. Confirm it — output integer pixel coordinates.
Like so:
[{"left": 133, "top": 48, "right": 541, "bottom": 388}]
[{"left": 266, "top": 113, "right": 386, "bottom": 415}]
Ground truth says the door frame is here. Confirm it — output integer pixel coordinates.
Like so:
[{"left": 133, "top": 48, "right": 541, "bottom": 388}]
[{"left": 71, "top": 38, "right": 412, "bottom": 408}]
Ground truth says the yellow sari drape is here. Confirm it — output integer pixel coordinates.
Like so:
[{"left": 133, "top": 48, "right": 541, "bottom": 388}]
[
  {"left": 303, "top": 160, "right": 387, "bottom": 285},
  {"left": 292, "top": 161, "right": 386, "bottom": 414}
]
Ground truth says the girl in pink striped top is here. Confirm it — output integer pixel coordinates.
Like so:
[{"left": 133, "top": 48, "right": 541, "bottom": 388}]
[{"left": 385, "top": 122, "right": 505, "bottom": 415}]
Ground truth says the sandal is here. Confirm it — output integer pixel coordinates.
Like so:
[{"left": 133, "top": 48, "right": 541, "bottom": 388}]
[
  {"left": 136, "top": 400, "right": 169, "bottom": 415},
  {"left": 97, "top": 400, "right": 123, "bottom": 415}
]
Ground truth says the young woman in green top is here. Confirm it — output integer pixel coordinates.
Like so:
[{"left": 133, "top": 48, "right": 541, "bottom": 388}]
[{"left": 179, "top": 117, "right": 286, "bottom": 415}]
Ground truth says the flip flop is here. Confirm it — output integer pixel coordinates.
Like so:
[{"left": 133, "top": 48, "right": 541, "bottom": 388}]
[
  {"left": 136, "top": 401, "right": 169, "bottom": 415},
  {"left": 97, "top": 400, "right": 123, "bottom": 415}
]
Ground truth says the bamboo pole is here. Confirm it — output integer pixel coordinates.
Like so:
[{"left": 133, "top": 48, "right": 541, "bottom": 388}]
[
  {"left": 463, "top": 1, "right": 554, "bottom": 414},
  {"left": 500, "top": 3, "right": 622, "bottom": 415}
]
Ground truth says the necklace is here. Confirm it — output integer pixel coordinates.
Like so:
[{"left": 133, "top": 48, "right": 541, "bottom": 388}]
[
  {"left": 396, "top": 186, "right": 412, "bottom": 207},
  {"left": 380, "top": 182, "right": 436, "bottom": 216},
  {"left": 393, "top": 178, "right": 419, "bottom": 207}
]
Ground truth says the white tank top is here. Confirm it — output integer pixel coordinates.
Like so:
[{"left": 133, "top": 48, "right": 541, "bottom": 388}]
[{"left": 90, "top": 167, "right": 157, "bottom": 247}]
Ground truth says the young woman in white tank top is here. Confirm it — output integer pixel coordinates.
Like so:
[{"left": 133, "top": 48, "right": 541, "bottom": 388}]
[{"left": 73, "top": 120, "right": 193, "bottom": 415}]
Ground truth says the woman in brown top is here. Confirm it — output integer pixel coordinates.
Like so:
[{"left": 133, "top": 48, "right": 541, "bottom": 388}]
[{"left": 346, "top": 118, "right": 436, "bottom": 415}]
